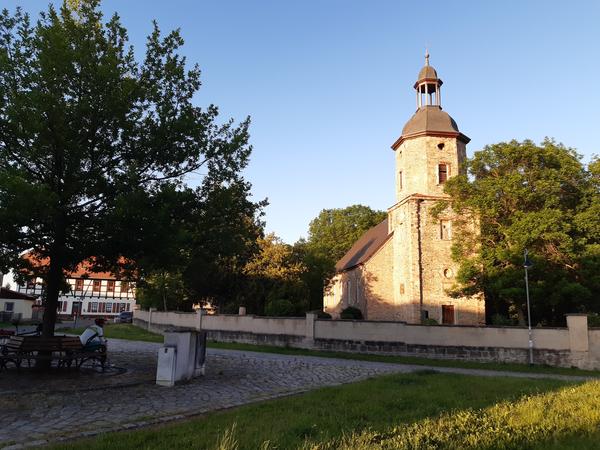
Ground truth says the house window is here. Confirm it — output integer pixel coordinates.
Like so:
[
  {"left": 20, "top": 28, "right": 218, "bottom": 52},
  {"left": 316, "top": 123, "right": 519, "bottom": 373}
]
[
  {"left": 106, "top": 302, "right": 112, "bottom": 313},
  {"left": 398, "top": 171, "right": 403, "bottom": 190},
  {"left": 438, "top": 164, "right": 448, "bottom": 184},
  {"left": 120, "top": 281, "right": 129, "bottom": 293},
  {"left": 93, "top": 280, "right": 101, "bottom": 293},
  {"left": 26, "top": 280, "right": 35, "bottom": 290},
  {"left": 91, "top": 302, "right": 98, "bottom": 313},
  {"left": 57, "top": 301, "right": 62, "bottom": 311},
  {"left": 4, "top": 302, "right": 14, "bottom": 312},
  {"left": 63, "top": 301, "right": 67, "bottom": 312},
  {"left": 87, "top": 301, "right": 91, "bottom": 312},
  {"left": 126, "top": 303, "right": 130, "bottom": 312},
  {"left": 440, "top": 220, "right": 452, "bottom": 240},
  {"left": 75, "top": 279, "right": 84, "bottom": 291},
  {"left": 107, "top": 280, "right": 115, "bottom": 294}
]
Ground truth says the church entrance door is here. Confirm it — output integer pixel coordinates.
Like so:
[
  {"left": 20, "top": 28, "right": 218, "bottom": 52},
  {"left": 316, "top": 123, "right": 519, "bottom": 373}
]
[{"left": 442, "top": 305, "right": 455, "bottom": 325}]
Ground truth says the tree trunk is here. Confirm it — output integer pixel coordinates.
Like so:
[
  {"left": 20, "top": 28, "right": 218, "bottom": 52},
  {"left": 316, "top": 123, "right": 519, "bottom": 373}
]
[{"left": 37, "top": 220, "right": 67, "bottom": 368}]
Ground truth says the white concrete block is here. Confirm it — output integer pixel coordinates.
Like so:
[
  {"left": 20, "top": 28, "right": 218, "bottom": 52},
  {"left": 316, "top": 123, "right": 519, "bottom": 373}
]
[{"left": 156, "top": 346, "right": 176, "bottom": 387}]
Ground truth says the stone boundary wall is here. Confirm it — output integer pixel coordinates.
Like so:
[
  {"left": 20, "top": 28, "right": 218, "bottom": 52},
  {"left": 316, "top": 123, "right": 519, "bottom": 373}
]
[{"left": 133, "top": 310, "right": 600, "bottom": 370}]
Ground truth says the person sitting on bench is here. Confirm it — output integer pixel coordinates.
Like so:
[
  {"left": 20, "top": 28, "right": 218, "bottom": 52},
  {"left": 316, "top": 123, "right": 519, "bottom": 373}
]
[{"left": 79, "top": 318, "right": 107, "bottom": 351}]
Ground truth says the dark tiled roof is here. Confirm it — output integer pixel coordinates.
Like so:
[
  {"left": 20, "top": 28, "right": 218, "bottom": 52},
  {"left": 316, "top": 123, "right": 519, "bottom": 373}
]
[
  {"left": 0, "top": 287, "right": 36, "bottom": 301},
  {"left": 335, "top": 219, "right": 391, "bottom": 272},
  {"left": 402, "top": 105, "right": 459, "bottom": 136},
  {"left": 417, "top": 65, "right": 438, "bottom": 81}
]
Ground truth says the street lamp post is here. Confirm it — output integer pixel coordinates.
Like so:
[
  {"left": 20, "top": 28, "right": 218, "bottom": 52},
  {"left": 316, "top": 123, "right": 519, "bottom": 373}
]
[{"left": 524, "top": 249, "right": 533, "bottom": 365}]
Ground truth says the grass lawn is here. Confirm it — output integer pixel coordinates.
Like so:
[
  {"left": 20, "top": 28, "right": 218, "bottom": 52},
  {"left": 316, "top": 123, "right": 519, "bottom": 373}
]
[
  {"left": 57, "top": 323, "right": 163, "bottom": 343},
  {"left": 51, "top": 374, "right": 600, "bottom": 450},
  {"left": 59, "top": 323, "right": 600, "bottom": 377}
]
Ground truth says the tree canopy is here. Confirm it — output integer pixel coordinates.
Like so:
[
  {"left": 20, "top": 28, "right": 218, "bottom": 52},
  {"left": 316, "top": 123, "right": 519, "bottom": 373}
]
[
  {"left": 297, "top": 205, "right": 387, "bottom": 310},
  {"left": 437, "top": 139, "right": 600, "bottom": 325},
  {"left": 0, "top": 1, "right": 260, "bottom": 335}
]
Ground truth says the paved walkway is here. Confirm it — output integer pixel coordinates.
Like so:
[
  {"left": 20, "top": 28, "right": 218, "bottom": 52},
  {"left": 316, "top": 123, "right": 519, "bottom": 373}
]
[{"left": 0, "top": 339, "right": 594, "bottom": 448}]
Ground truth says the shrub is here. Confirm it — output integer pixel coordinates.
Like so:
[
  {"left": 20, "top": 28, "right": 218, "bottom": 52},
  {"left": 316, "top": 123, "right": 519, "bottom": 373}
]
[
  {"left": 588, "top": 313, "right": 600, "bottom": 328},
  {"left": 340, "top": 306, "right": 363, "bottom": 320},
  {"left": 264, "top": 299, "right": 296, "bottom": 317},
  {"left": 490, "top": 313, "right": 515, "bottom": 326},
  {"left": 315, "top": 311, "right": 332, "bottom": 319},
  {"left": 421, "top": 318, "right": 438, "bottom": 326}
]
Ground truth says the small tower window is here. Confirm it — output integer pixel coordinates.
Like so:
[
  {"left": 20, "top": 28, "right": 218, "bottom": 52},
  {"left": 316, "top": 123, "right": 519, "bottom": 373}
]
[
  {"left": 440, "top": 220, "right": 452, "bottom": 240},
  {"left": 437, "top": 143, "right": 445, "bottom": 150},
  {"left": 398, "top": 171, "right": 403, "bottom": 190},
  {"left": 438, "top": 164, "right": 448, "bottom": 184}
]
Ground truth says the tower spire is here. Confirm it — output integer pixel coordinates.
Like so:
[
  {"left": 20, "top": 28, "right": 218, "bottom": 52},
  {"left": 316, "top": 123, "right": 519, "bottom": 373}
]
[{"left": 425, "top": 48, "right": 429, "bottom": 66}]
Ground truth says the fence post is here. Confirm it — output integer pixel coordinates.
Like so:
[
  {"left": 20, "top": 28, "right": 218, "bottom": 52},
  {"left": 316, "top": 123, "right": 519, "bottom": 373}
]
[
  {"left": 566, "top": 313, "right": 589, "bottom": 369},
  {"left": 566, "top": 314, "right": 589, "bottom": 352},
  {"left": 196, "top": 308, "right": 203, "bottom": 330},
  {"left": 148, "top": 307, "right": 156, "bottom": 331},
  {"left": 305, "top": 312, "right": 316, "bottom": 345}
]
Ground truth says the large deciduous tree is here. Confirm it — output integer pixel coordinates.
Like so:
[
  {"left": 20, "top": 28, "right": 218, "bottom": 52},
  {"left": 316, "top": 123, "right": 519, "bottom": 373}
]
[
  {"left": 437, "top": 139, "right": 600, "bottom": 325},
  {"left": 0, "top": 1, "right": 255, "bottom": 336},
  {"left": 297, "top": 205, "right": 387, "bottom": 310},
  {"left": 243, "top": 233, "right": 308, "bottom": 316}
]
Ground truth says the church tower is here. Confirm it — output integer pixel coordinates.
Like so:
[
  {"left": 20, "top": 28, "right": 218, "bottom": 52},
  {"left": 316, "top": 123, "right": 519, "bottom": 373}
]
[
  {"left": 387, "top": 53, "right": 483, "bottom": 325},
  {"left": 323, "top": 53, "right": 484, "bottom": 326}
]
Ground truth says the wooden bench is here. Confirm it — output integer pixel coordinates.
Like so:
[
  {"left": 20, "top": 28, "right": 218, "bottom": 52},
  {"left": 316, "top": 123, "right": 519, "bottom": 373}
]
[{"left": 0, "top": 336, "right": 106, "bottom": 370}]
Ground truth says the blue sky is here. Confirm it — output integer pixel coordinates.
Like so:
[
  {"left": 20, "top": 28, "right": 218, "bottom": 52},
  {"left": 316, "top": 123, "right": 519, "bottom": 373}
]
[{"left": 5, "top": 1, "right": 600, "bottom": 243}]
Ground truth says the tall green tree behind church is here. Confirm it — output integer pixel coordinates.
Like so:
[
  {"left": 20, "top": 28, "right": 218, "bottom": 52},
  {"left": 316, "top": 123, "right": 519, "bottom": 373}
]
[
  {"left": 296, "top": 205, "right": 387, "bottom": 310},
  {"left": 0, "top": 1, "right": 255, "bottom": 337},
  {"left": 438, "top": 139, "right": 600, "bottom": 325}
]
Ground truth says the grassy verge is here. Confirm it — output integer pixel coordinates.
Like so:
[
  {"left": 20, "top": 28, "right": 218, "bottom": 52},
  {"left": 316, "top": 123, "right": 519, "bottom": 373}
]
[
  {"left": 298, "top": 379, "right": 600, "bottom": 450},
  {"left": 51, "top": 374, "right": 598, "bottom": 450},
  {"left": 57, "top": 324, "right": 163, "bottom": 343}
]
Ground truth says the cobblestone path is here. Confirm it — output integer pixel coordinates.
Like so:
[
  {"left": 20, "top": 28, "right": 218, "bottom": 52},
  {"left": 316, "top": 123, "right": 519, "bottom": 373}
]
[{"left": 0, "top": 339, "right": 593, "bottom": 448}]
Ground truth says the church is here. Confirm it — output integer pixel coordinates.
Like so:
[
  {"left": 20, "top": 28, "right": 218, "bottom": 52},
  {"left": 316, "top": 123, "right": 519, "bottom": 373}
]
[{"left": 323, "top": 55, "right": 485, "bottom": 325}]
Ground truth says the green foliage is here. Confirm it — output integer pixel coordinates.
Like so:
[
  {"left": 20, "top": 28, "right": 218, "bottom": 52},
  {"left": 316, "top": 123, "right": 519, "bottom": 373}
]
[
  {"left": 0, "top": 1, "right": 262, "bottom": 334},
  {"left": 588, "top": 313, "right": 600, "bottom": 328},
  {"left": 315, "top": 311, "right": 332, "bottom": 320},
  {"left": 264, "top": 299, "right": 296, "bottom": 317},
  {"left": 297, "top": 205, "right": 387, "bottom": 311},
  {"left": 421, "top": 318, "right": 439, "bottom": 326},
  {"left": 242, "top": 234, "right": 308, "bottom": 315},
  {"left": 340, "top": 306, "right": 363, "bottom": 320},
  {"left": 438, "top": 139, "right": 600, "bottom": 325},
  {"left": 490, "top": 314, "right": 515, "bottom": 326}
]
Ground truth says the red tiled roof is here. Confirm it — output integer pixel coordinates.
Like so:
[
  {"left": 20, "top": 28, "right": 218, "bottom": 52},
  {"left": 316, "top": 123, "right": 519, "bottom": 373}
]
[{"left": 22, "top": 252, "right": 128, "bottom": 280}]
